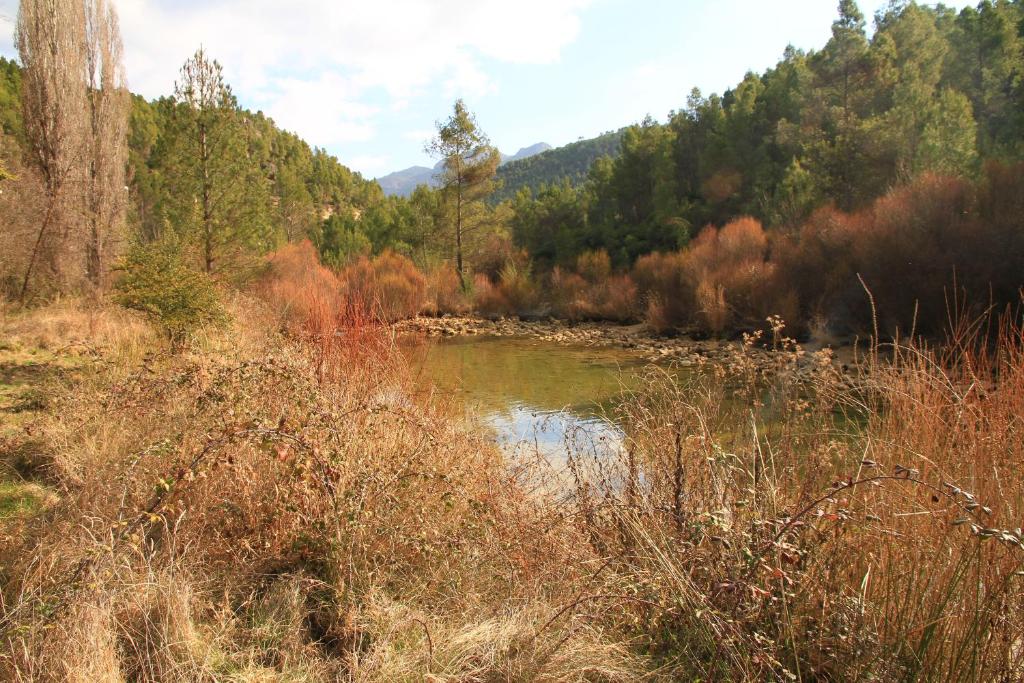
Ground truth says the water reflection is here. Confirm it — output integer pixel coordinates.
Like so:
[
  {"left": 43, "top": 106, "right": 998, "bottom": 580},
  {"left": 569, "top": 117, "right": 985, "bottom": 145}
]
[{"left": 402, "top": 336, "right": 653, "bottom": 457}]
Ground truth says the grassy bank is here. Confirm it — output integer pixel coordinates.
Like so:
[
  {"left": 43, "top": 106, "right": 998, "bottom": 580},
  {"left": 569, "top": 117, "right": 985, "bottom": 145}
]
[{"left": 1, "top": 296, "right": 1021, "bottom": 681}]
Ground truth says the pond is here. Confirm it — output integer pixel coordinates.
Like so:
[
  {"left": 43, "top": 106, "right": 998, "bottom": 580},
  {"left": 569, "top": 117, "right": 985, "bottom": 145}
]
[{"left": 402, "top": 336, "right": 664, "bottom": 457}]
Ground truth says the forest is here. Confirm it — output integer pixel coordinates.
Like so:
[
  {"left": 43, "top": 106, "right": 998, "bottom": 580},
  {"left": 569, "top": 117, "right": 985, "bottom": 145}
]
[{"left": 1, "top": 0, "right": 1023, "bottom": 681}]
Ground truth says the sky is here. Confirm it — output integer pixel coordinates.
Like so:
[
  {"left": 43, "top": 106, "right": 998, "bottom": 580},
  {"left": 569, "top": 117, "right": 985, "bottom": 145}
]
[{"left": 0, "top": 0, "right": 977, "bottom": 179}]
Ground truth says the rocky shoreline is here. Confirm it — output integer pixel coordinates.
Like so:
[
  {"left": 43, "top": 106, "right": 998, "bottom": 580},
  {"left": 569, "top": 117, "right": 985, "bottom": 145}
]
[{"left": 393, "top": 315, "right": 856, "bottom": 373}]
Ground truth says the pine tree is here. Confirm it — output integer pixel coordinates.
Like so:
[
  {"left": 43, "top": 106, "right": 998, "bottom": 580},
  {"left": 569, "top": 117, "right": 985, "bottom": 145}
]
[
  {"left": 164, "top": 48, "right": 272, "bottom": 276},
  {"left": 807, "top": 0, "right": 872, "bottom": 209},
  {"left": 427, "top": 100, "right": 500, "bottom": 288}
]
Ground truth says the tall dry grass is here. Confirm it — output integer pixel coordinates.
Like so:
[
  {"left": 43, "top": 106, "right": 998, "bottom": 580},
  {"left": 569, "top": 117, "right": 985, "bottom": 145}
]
[
  {"left": 556, "top": 318, "right": 1024, "bottom": 680},
  {"left": 0, "top": 296, "right": 646, "bottom": 681},
  {"left": 3, "top": 289, "right": 1022, "bottom": 679}
]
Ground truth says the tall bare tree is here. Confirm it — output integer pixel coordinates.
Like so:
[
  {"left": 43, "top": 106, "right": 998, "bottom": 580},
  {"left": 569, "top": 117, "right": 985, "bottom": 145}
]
[
  {"left": 427, "top": 100, "right": 500, "bottom": 289},
  {"left": 15, "top": 0, "right": 88, "bottom": 300},
  {"left": 83, "top": 0, "right": 128, "bottom": 292}
]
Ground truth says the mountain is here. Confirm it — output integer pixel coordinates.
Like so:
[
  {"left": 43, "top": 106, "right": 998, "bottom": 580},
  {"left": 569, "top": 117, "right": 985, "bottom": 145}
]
[
  {"left": 375, "top": 165, "right": 437, "bottom": 198},
  {"left": 377, "top": 142, "right": 553, "bottom": 198},
  {"left": 491, "top": 130, "right": 623, "bottom": 204},
  {"left": 502, "top": 142, "right": 553, "bottom": 165}
]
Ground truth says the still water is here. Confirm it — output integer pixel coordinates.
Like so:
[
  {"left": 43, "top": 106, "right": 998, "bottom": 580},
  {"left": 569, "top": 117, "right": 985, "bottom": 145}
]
[{"left": 402, "top": 336, "right": 657, "bottom": 456}]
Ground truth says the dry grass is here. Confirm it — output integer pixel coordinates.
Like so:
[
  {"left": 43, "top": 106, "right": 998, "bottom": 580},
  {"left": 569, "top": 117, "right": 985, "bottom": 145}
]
[
  {"left": 1, "top": 289, "right": 1021, "bottom": 681},
  {"left": 556, "top": 320, "right": 1024, "bottom": 680},
  {"left": 0, "top": 295, "right": 642, "bottom": 681}
]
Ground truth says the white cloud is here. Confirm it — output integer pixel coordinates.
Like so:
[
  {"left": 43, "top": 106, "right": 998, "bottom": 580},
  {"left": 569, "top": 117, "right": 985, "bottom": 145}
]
[
  {"left": 347, "top": 155, "right": 391, "bottom": 176},
  {"left": 254, "top": 73, "right": 378, "bottom": 145},
  {"left": 403, "top": 129, "right": 435, "bottom": 142},
  {"left": 0, "top": 0, "right": 591, "bottom": 172},
  {"left": 101, "top": 0, "right": 590, "bottom": 150}
]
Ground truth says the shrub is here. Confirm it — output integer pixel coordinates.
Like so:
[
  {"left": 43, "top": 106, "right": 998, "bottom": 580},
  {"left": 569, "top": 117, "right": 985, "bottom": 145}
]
[
  {"left": 258, "top": 240, "right": 343, "bottom": 331},
  {"left": 472, "top": 273, "right": 507, "bottom": 318},
  {"left": 339, "top": 250, "right": 426, "bottom": 322},
  {"left": 853, "top": 174, "right": 975, "bottom": 336},
  {"left": 685, "top": 218, "right": 774, "bottom": 333},
  {"left": 495, "top": 261, "right": 540, "bottom": 316},
  {"left": 550, "top": 260, "right": 638, "bottom": 323},
  {"left": 115, "top": 242, "right": 226, "bottom": 348},
  {"left": 772, "top": 205, "right": 862, "bottom": 337},
  {"left": 633, "top": 251, "right": 693, "bottom": 332},
  {"left": 474, "top": 233, "right": 527, "bottom": 284},
  {"left": 575, "top": 250, "right": 612, "bottom": 283},
  {"left": 550, "top": 267, "right": 589, "bottom": 321},
  {"left": 773, "top": 170, "right": 1024, "bottom": 338},
  {"left": 426, "top": 263, "right": 471, "bottom": 316}
]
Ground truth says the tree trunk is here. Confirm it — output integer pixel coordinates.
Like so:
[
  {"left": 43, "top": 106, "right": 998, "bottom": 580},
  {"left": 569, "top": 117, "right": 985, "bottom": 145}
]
[
  {"left": 201, "top": 123, "right": 213, "bottom": 273},
  {"left": 456, "top": 186, "right": 464, "bottom": 290},
  {"left": 19, "top": 201, "right": 56, "bottom": 303}
]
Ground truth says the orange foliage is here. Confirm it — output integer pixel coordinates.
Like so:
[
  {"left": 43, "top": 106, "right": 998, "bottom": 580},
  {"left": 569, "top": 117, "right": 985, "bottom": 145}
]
[
  {"left": 256, "top": 241, "right": 393, "bottom": 382},
  {"left": 425, "top": 262, "right": 471, "bottom": 316},
  {"left": 472, "top": 273, "right": 507, "bottom": 318},
  {"left": 339, "top": 250, "right": 427, "bottom": 322},
  {"left": 551, "top": 265, "right": 637, "bottom": 323},
  {"left": 633, "top": 218, "right": 784, "bottom": 335},
  {"left": 775, "top": 168, "right": 1024, "bottom": 337},
  {"left": 258, "top": 240, "right": 342, "bottom": 333},
  {"left": 633, "top": 251, "right": 692, "bottom": 332}
]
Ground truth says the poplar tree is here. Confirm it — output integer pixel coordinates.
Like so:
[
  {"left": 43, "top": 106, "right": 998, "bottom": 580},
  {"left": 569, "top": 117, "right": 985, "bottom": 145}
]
[
  {"left": 83, "top": 0, "right": 129, "bottom": 291},
  {"left": 427, "top": 100, "right": 500, "bottom": 288},
  {"left": 15, "top": 0, "right": 88, "bottom": 299}
]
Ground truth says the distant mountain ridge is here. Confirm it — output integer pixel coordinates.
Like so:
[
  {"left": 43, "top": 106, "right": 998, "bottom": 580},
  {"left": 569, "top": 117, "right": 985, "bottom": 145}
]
[
  {"left": 491, "top": 130, "right": 623, "bottom": 204},
  {"left": 376, "top": 142, "right": 554, "bottom": 198}
]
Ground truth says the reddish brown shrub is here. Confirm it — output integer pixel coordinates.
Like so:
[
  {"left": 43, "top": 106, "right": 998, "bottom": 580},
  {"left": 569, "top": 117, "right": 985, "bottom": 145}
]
[
  {"left": 339, "top": 250, "right": 427, "bottom": 322},
  {"left": 575, "top": 250, "right": 612, "bottom": 283},
  {"left": 585, "top": 274, "right": 639, "bottom": 323},
  {"left": 772, "top": 205, "right": 862, "bottom": 336},
  {"left": 633, "top": 251, "right": 693, "bottom": 331},
  {"left": 550, "top": 267, "right": 588, "bottom": 320},
  {"left": 472, "top": 273, "right": 508, "bottom": 318},
  {"left": 550, "top": 259, "right": 637, "bottom": 323},
  {"left": 255, "top": 241, "right": 392, "bottom": 381},
  {"left": 426, "top": 262, "right": 471, "bottom": 316},
  {"left": 475, "top": 233, "right": 528, "bottom": 284},
  {"left": 257, "top": 240, "right": 342, "bottom": 333},
  {"left": 854, "top": 174, "right": 975, "bottom": 335}
]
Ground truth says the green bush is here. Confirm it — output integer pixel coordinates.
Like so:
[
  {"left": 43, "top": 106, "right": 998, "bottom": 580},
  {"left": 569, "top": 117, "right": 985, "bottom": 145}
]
[{"left": 115, "top": 243, "right": 227, "bottom": 348}]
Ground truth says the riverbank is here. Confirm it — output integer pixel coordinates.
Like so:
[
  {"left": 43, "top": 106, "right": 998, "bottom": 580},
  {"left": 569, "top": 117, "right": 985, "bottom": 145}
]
[{"left": 395, "top": 314, "right": 860, "bottom": 374}]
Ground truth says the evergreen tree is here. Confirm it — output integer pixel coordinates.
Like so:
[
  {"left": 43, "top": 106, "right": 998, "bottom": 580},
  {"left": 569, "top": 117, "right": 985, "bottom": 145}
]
[
  {"left": 807, "top": 0, "right": 873, "bottom": 209},
  {"left": 163, "top": 49, "right": 273, "bottom": 276},
  {"left": 427, "top": 100, "right": 501, "bottom": 287}
]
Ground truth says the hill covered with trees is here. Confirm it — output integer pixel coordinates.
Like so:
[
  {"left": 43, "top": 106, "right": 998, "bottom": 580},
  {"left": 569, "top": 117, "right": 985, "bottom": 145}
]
[
  {"left": 490, "top": 130, "right": 623, "bottom": 203},
  {"left": 510, "top": 0, "right": 1024, "bottom": 267}
]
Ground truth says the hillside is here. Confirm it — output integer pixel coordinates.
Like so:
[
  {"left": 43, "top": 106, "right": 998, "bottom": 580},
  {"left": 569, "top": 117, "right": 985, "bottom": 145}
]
[
  {"left": 0, "top": 57, "right": 381, "bottom": 247},
  {"left": 492, "top": 130, "right": 623, "bottom": 203}
]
